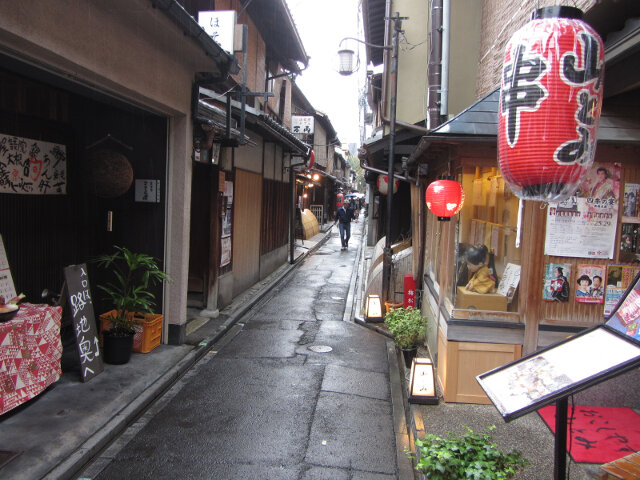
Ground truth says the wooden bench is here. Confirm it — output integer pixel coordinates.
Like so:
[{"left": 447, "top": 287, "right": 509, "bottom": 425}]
[{"left": 599, "top": 451, "right": 640, "bottom": 479}]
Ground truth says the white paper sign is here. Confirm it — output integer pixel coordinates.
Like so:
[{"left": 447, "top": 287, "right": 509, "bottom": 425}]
[
  {"left": 292, "top": 116, "right": 314, "bottom": 134},
  {"left": 0, "top": 235, "right": 16, "bottom": 301},
  {"left": 0, "top": 134, "right": 66, "bottom": 194},
  {"left": 496, "top": 263, "right": 521, "bottom": 301},
  {"left": 198, "top": 10, "right": 237, "bottom": 54},
  {"left": 134, "top": 179, "right": 160, "bottom": 203}
]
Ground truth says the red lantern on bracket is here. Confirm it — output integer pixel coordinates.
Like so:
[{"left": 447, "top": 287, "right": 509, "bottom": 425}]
[
  {"left": 307, "top": 150, "right": 315, "bottom": 169},
  {"left": 377, "top": 175, "right": 399, "bottom": 196},
  {"left": 425, "top": 179, "right": 465, "bottom": 221},
  {"left": 498, "top": 6, "right": 604, "bottom": 202}
]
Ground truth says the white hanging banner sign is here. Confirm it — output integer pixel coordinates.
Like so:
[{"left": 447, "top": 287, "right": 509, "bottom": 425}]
[
  {"left": 198, "top": 10, "right": 237, "bottom": 54},
  {"left": 292, "top": 116, "right": 314, "bottom": 134},
  {"left": 0, "top": 134, "right": 67, "bottom": 195}
]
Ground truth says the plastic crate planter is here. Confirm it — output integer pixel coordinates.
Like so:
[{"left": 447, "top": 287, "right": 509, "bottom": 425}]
[{"left": 100, "top": 310, "right": 162, "bottom": 353}]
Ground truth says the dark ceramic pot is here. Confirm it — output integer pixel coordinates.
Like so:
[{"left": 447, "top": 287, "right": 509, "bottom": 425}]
[
  {"left": 103, "top": 330, "right": 134, "bottom": 365},
  {"left": 401, "top": 347, "right": 418, "bottom": 369}
]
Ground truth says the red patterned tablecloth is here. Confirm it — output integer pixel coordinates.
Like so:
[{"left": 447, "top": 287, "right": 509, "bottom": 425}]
[{"left": 0, "top": 303, "right": 63, "bottom": 415}]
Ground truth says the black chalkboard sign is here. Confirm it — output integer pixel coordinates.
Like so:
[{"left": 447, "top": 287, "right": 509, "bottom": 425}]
[{"left": 63, "top": 263, "right": 104, "bottom": 382}]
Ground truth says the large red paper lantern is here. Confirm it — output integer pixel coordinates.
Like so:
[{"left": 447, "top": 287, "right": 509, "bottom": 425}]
[
  {"left": 377, "top": 175, "right": 399, "bottom": 195},
  {"left": 425, "top": 179, "right": 465, "bottom": 221},
  {"left": 498, "top": 6, "right": 604, "bottom": 202}
]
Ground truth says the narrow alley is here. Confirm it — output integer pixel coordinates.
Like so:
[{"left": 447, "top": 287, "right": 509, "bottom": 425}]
[{"left": 74, "top": 221, "right": 411, "bottom": 479}]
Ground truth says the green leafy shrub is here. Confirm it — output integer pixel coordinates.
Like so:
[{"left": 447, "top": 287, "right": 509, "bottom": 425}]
[
  {"left": 384, "top": 306, "right": 427, "bottom": 350},
  {"left": 411, "top": 426, "right": 529, "bottom": 480},
  {"left": 95, "top": 245, "right": 169, "bottom": 335}
]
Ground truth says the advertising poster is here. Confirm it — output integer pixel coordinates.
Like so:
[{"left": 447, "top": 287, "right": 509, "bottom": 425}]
[
  {"left": 543, "top": 263, "right": 572, "bottom": 302},
  {"left": 605, "top": 265, "right": 640, "bottom": 317},
  {"left": 620, "top": 223, "right": 638, "bottom": 253},
  {"left": 574, "top": 264, "right": 605, "bottom": 304},
  {"left": 220, "top": 236, "right": 231, "bottom": 267},
  {"left": 622, "top": 183, "right": 640, "bottom": 221},
  {"left": 544, "top": 163, "right": 620, "bottom": 259},
  {"left": 222, "top": 206, "right": 232, "bottom": 237}
]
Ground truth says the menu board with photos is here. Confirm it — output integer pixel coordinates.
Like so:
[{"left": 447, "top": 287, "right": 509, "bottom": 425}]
[{"left": 478, "top": 270, "right": 640, "bottom": 421}]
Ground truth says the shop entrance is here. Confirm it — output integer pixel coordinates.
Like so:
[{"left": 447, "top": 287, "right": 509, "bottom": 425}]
[{"left": 0, "top": 66, "right": 167, "bottom": 316}]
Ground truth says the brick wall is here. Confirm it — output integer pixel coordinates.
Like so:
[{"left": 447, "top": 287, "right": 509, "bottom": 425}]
[{"left": 477, "top": 0, "right": 596, "bottom": 98}]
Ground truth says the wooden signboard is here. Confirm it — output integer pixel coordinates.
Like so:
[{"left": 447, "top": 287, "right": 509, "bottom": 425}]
[{"left": 63, "top": 264, "right": 104, "bottom": 382}]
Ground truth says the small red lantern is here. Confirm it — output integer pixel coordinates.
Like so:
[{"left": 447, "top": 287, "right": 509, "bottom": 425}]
[
  {"left": 425, "top": 179, "right": 465, "bottom": 221},
  {"left": 308, "top": 150, "right": 315, "bottom": 169},
  {"left": 498, "top": 6, "right": 604, "bottom": 202},
  {"left": 377, "top": 175, "right": 399, "bottom": 195}
]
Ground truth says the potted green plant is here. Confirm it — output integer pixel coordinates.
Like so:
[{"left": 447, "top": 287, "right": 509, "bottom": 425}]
[
  {"left": 384, "top": 306, "right": 427, "bottom": 367},
  {"left": 409, "top": 425, "right": 529, "bottom": 480},
  {"left": 95, "top": 245, "right": 169, "bottom": 364}
]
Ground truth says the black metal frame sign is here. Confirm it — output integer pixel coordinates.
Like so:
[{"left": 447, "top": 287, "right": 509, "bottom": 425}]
[
  {"left": 477, "top": 270, "right": 640, "bottom": 422},
  {"left": 477, "top": 326, "right": 640, "bottom": 421},
  {"left": 63, "top": 264, "right": 104, "bottom": 382}
]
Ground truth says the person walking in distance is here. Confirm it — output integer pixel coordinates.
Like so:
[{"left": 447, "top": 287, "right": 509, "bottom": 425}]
[{"left": 335, "top": 199, "right": 354, "bottom": 250}]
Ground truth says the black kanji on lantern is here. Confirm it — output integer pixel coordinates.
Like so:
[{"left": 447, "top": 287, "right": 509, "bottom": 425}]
[
  {"left": 555, "top": 90, "right": 598, "bottom": 164},
  {"left": 561, "top": 32, "right": 603, "bottom": 90},
  {"left": 501, "top": 44, "right": 549, "bottom": 147}
]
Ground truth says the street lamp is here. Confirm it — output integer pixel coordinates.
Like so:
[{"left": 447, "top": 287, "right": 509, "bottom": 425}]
[{"left": 338, "top": 12, "right": 404, "bottom": 303}]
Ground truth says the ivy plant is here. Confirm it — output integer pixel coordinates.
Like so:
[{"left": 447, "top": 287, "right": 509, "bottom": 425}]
[
  {"left": 410, "top": 426, "right": 529, "bottom": 480},
  {"left": 384, "top": 306, "right": 427, "bottom": 350}
]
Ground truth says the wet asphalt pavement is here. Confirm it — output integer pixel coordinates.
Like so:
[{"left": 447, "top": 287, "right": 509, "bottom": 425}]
[{"left": 87, "top": 223, "right": 404, "bottom": 479}]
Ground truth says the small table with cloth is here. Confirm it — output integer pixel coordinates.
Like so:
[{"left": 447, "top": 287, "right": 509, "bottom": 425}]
[{"left": 0, "top": 303, "right": 63, "bottom": 415}]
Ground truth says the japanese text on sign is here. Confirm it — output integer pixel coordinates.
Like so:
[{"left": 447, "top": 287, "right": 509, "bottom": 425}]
[
  {"left": 292, "top": 116, "right": 315, "bottom": 134},
  {"left": 0, "top": 134, "right": 67, "bottom": 195},
  {"left": 64, "top": 264, "right": 104, "bottom": 382},
  {"left": 197, "top": 10, "right": 236, "bottom": 54}
]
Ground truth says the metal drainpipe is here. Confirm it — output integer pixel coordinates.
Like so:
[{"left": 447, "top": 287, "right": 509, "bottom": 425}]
[
  {"left": 440, "top": 0, "right": 450, "bottom": 119},
  {"left": 289, "top": 162, "right": 295, "bottom": 264},
  {"left": 428, "top": 0, "right": 443, "bottom": 129},
  {"left": 417, "top": 0, "right": 446, "bottom": 290}
]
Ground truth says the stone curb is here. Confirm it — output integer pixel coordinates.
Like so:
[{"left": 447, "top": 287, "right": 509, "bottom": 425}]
[{"left": 50, "top": 229, "right": 335, "bottom": 480}]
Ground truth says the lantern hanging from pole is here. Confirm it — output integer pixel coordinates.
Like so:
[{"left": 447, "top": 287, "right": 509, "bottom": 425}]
[
  {"left": 498, "top": 6, "right": 604, "bottom": 202},
  {"left": 377, "top": 175, "right": 399, "bottom": 196},
  {"left": 338, "top": 49, "right": 356, "bottom": 76},
  {"left": 425, "top": 179, "right": 465, "bottom": 221}
]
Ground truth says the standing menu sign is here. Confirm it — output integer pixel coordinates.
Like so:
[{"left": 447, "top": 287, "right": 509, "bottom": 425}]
[
  {"left": 63, "top": 264, "right": 103, "bottom": 382},
  {"left": 478, "top": 270, "right": 640, "bottom": 422}
]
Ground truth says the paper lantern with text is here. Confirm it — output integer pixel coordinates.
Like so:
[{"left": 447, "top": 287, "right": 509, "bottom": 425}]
[
  {"left": 498, "top": 6, "right": 604, "bottom": 202},
  {"left": 425, "top": 179, "right": 465, "bottom": 221},
  {"left": 377, "top": 175, "right": 399, "bottom": 195}
]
